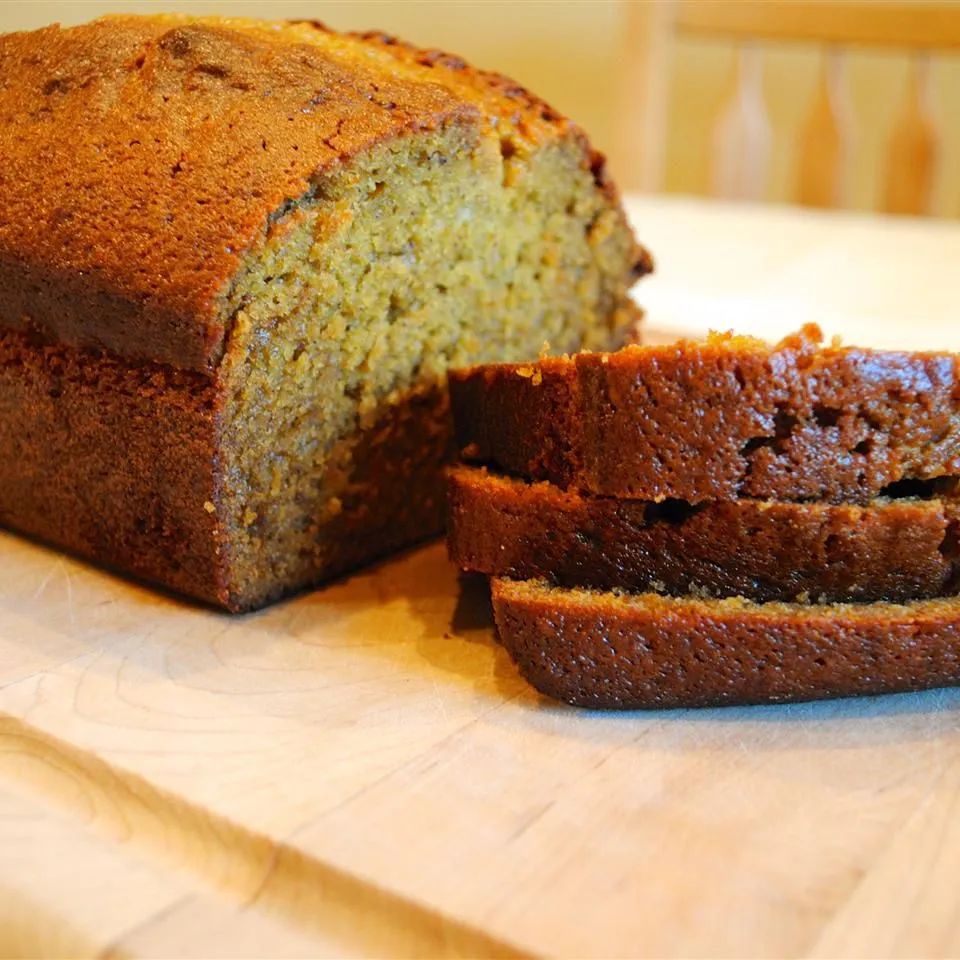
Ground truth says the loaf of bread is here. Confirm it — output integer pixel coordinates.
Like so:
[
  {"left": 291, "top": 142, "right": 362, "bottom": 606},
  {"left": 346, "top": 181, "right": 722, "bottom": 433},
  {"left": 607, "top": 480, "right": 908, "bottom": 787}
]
[
  {"left": 0, "top": 15, "right": 648, "bottom": 610},
  {"left": 492, "top": 578, "right": 960, "bottom": 709},
  {"left": 448, "top": 466, "right": 960, "bottom": 603},
  {"left": 449, "top": 325, "right": 960, "bottom": 503}
]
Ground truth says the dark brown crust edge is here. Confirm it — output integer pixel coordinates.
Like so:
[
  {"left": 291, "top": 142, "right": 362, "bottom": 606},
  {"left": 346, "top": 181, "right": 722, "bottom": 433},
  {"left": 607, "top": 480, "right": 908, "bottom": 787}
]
[
  {"left": 447, "top": 466, "right": 960, "bottom": 604},
  {"left": 0, "top": 328, "right": 459, "bottom": 612},
  {"left": 491, "top": 579, "right": 960, "bottom": 709},
  {"left": 449, "top": 326, "right": 960, "bottom": 504},
  {"left": 0, "top": 329, "right": 228, "bottom": 607}
]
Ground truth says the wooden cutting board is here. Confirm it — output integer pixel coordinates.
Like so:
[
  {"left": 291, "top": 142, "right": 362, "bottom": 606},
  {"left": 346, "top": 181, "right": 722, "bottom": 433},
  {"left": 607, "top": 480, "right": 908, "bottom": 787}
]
[
  {"left": 4, "top": 533, "right": 960, "bottom": 958},
  {"left": 3, "top": 197, "right": 960, "bottom": 958},
  {"left": 0, "top": 778, "right": 341, "bottom": 958}
]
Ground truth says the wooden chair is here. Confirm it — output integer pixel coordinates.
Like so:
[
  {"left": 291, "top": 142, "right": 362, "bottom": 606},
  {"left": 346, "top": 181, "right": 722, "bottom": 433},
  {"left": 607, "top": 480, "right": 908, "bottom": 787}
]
[{"left": 617, "top": 1, "right": 960, "bottom": 215}]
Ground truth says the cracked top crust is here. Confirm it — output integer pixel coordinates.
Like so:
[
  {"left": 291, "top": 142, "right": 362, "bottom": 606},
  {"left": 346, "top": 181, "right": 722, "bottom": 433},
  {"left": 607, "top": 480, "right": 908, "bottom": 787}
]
[{"left": 0, "top": 15, "right": 624, "bottom": 371}]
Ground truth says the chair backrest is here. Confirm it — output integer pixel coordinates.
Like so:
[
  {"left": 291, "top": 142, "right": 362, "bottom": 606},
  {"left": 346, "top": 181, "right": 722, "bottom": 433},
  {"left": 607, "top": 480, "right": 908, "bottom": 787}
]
[{"left": 617, "top": 0, "right": 960, "bottom": 215}]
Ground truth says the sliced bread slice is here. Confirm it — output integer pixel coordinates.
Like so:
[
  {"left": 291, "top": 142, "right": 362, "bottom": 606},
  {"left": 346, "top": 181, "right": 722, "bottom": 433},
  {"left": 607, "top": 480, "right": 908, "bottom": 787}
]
[
  {"left": 448, "top": 466, "right": 960, "bottom": 603},
  {"left": 491, "top": 578, "right": 960, "bottom": 709},
  {"left": 449, "top": 325, "right": 960, "bottom": 504}
]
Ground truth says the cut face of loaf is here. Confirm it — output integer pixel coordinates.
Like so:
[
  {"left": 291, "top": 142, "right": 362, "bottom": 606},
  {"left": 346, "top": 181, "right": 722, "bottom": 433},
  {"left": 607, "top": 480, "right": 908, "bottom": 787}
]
[
  {"left": 491, "top": 578, "right": 960, "bottom": 709},
  {"left": 449, "top": 325, "right": 960, "bottom": 504},
  {"left": 448, "top": 466, "right": 960, "bottom": 603},
  {"left": 0, "top": 16, "right": 647, "bottom": 610}
]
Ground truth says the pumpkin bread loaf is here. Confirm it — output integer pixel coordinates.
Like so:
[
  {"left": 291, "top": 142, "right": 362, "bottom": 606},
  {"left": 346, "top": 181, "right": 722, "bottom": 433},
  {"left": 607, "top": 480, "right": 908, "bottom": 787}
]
[
  {"left": 448, "top": 466, "right": 960, "bottom": 604},
  {"left": 491, "top": 579, "right": 960, "bottom": 709},
  {"left": 0, "top": 15, "right": 648, "bottom": 610},
  {"left": 449, "top": 325, "right": 960, "bottom": 504}
]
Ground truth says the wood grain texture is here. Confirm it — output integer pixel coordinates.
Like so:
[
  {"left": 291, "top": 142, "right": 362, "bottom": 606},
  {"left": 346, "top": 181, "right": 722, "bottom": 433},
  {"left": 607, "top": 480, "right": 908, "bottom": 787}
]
[
  {"left": 710, "top": 45, "right": 772, "bottom": 201},
  {"left": 798, "top": 50, "right": 850, "bottom": 208},
  {"left": 622, "top": 0, "right": 959, "bottom": 214},
  {"left": 0, "top": 712, "right": 523, "bottom": 959},
  {"left": 3, "top": 198, "right": 960, "bottom": 957},
  {"left": 676, "top": 1, "right": 960, "bottom": 50},
  {"left": 884, "top": 55, "right": 940, "bottom": 215},
  {"left": 0, "top": 780, "right": 343, "bottom": 959},
  {"left": 616, "top": 0, "right": 674, "bottom": 191}
]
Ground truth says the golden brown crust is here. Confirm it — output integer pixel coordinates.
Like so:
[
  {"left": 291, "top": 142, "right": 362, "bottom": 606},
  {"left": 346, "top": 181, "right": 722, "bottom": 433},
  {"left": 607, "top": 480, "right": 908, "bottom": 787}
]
[
  {"left": 448, "top": 466, "right": 960, "bottom": 603},
  {"left": 0, "top": 15, "right": 475, "bottom": 370},
  {"left": 450, "top": 326, "right": 960, "bottom": 504},
  {"left": 0, "top": 15, "right": 647, "bottom": 371},
  {"left": 491, "top": 579, "right": 960, "bottom": 708}
]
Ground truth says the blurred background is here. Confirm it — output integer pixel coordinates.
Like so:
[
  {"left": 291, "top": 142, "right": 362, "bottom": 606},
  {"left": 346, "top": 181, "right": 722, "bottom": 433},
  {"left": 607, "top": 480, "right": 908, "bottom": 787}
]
[{"left": 3, "top": 1, "right": 959, "bottom": 217}]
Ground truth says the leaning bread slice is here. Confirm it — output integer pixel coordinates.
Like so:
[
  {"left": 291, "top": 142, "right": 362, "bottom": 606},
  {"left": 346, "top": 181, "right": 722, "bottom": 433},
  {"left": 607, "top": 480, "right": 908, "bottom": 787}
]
[
  {"left": 449, "top": 325, "right": 960, "bottom": 504},
  {"left": 491, "top": 578, "right": 960, "bottom": 709},
  {"left": 448, "top": 466, "right": 960, "bottom": 603}
]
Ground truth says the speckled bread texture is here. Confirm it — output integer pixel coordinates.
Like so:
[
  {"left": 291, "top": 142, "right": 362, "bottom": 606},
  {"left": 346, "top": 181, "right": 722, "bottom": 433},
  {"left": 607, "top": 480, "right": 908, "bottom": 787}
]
[
  {"left": 491, "top": 579, "right": 960, "bottom": 709},
  {"left": 448, "top": 466, "right": 960, "bottom": 604},
  {"left": 0, "top": 15, "right": 648, "bottom": 610},
  {"left": 449, "top": 324, "right": 960, "bottom": 504}
]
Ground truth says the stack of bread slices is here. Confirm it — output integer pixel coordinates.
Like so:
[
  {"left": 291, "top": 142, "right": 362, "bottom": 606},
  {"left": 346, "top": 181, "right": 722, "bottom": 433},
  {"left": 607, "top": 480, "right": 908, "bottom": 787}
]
[{"left": 446, "top": 325, "right": 960, "bottom": 708}]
